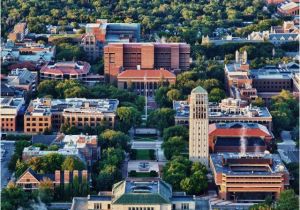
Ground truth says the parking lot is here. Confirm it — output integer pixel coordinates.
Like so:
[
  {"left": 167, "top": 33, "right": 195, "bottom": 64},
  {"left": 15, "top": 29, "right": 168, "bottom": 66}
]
[{"left": 1, "top": 141, "right": 15, "bottom": 189}]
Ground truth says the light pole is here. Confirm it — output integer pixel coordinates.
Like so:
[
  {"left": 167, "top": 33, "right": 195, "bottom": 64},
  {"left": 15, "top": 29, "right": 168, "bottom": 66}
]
[{"left": 144, "top": 72, "right": 148, "bottom": 120}]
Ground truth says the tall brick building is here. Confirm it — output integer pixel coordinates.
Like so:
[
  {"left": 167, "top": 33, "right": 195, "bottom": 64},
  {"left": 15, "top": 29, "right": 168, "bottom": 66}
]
[{"left": 104, "top": 43, "right": 190, "bottom": 83}]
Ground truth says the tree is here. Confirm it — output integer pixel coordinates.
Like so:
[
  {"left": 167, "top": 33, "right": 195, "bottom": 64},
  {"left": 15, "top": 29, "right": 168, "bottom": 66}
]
[
  {"left": 180, "top": 170, "right": 208, "bottom": 195},
  {"left": 116, "top": 106, "right": 141, "bottom": 132},
  {"left": 276, "top": 190, "right": 299, "bottom": 210},
  {"left": 147, "top": 108, "right": 175, "bottom": 133},
  {"left": 61, "top": 156, "right": 85, "bottom": 171},
  {"left": 38, "top": 178, "right": 54, "bottom": 204},
  {"left": 15, "top": 159, "right": 28, "bottom": 178},
  {"left": 155, "top": 87, "right": 171, "bottom": 107},
  {"left": 1, "top": 182, "right": 29, "bottom": 210},
  {"left": 250, "top": 203, "right": 272, "bottom": 210},
  {"left": 162, "top": 156, "right": 192, "bottom": 191},
  {"left": 162, "top": 136, "right": 187, "bottom": 160},
  {"left": 98, "top": 129, "right": 130, "bottom": 151},
  {"left": 209, "top": 88, "right": 226, "bottom": 102},
  {"left": 252, "top": 97, "right": 265, "bottom": 107},
  {"left": 270, "top": 90, "right": 299, "bottom": 135},
  {"left": 37, "top": 80, "right": 57, "bottom": 97},
  {"left": 167, "top": 89, "right": 181, "bottom": 102},
  {"left": 163, "top": 125, "right": 189, "bottom": 142}
]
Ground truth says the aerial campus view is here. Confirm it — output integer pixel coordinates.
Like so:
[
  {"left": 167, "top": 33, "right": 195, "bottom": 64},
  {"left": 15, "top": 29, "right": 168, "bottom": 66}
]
[{"left": 0, "top": 0, "right": 299, "bottom": 210}]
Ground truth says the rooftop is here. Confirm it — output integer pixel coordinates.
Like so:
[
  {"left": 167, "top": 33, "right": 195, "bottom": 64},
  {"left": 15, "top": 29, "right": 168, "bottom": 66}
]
[
  {"left": 173, "top": 100, "right": 272, "bottom": 119},
  {"left": 26, "top": 98, "right": 119, "bottom": 116},
  {"left": 112, "top": 180, "right": 172, "bottom": 204},
  {"left": 209, "top": 122, "right": 271, "bottom": 136},
  {"left": 191, "top": 86, "right": 207, "bottom": 94},
  {"left": 210, "top": 153, "right": 288, "bottom": 176},
  {"left": 40, "top": 61, "right": 90, "bottom": 75},
  {"left": 117, "top": 69, "right": 176, "bottom": 79}
]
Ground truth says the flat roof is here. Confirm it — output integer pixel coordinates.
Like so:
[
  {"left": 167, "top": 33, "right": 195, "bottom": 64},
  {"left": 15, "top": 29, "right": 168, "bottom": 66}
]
[
  {"left": 210, "top": 153, "right": 288, "bottom": 176},
  {"left": 173, "top": 101, "right": 272, "bottom": 118}
]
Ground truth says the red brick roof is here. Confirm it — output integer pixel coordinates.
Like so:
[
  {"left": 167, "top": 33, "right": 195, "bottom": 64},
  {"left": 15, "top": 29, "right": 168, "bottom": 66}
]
[
  {"left": 117, "top": 69, "right": 176, "bottom": 79},
  {"left": 209, "top": 123, "right": 272, "bottom": 138},
  {"left": 8, "top": 62, "right": 36, "bottom": 71}
]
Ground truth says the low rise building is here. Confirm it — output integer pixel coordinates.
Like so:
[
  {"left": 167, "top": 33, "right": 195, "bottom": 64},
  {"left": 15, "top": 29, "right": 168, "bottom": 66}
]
[
  {"left": 278, "top": 1, "right": 300, "bottom": 16},
  {"left": 117, "top": 69, "right": 176, "bottom": 96},
  {"left": 209, "top": 122, "right": 273, "bottom": 153},
  {"left": 40, "top": 61, "right": 104, "bottom": 85},
  {"left": 210, "top": 153, "right": 289, "bottom": 201},
  {"left": 250, "top": 63, "right": 299, "bottom": 103},
  {"left": 24, "top": 98, "right": 119, "bottom": 133},
  {"left": 71, "top": 178, "right": 205, "bottom": 210},
  {"left": 23, "top": 134, "right": 99, "bottom": 167},
  {"left": 8, "top": 22, "right": 28, "bottom": 42},
  {"left": 6, "top": 68, "right": 37, "bottom": 92},
  {"left": 174, "top": 98, "right": 273, "bottom": 130},
  {"left": 0, "top": 97, "right": 25, "bottom": 132},
  {"left": 224, "top": 51, "right": 258, "bottom": 102},
  {"left": 16, "top": 168, "right": 88, "bottom": 190},
  {"left": 1, "top": 42, "right": 55, "bottom": 64}
]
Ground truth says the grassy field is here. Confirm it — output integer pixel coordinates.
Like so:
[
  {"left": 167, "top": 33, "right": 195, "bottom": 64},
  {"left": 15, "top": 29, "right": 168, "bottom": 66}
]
[{"left": 136, "top": 149, "right": 152, "bottom": 160}]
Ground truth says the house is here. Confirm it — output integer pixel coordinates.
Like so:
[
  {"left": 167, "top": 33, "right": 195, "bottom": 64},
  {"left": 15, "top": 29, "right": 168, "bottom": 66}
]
[{"left": 16, "top": 168, "right": 88, "bottom": 190}]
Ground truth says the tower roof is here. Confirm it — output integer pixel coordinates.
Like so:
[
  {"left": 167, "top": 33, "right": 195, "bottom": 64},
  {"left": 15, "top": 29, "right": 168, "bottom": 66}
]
[{"left": 191, "top": 86, "right": 207, "bottom": 94}]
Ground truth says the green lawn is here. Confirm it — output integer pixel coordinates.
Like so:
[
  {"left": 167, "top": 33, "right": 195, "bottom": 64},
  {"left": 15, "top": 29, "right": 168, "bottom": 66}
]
[
  {"left": 134, "top": 136, "right": 157, "bottom": 141},
  {"left": 136, "top": 149, "right": 152, "bottom": 160}
]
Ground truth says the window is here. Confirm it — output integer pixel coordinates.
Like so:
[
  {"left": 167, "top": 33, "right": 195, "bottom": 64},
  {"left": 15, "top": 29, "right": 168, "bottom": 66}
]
[
  {"left": 181, "top": 203, "right": 189, "bottom": 210},
  {"left": 108, "top": 204, "right": 111, "bottom": 209},
  {"left": 94, "top": 203, "right": 101, "bottom": 210}
]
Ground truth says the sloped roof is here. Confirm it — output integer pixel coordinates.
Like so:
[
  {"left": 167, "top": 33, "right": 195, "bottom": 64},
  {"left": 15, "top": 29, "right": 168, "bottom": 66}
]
[
  {"left": 191, "top": 86, "right": 207, "bottom": 94},
  {"left": 117, "top": 69, "right": 176, "bottom": 79},
  {"left": 112, "top": 179, "right": 172, "bottom": 205}
]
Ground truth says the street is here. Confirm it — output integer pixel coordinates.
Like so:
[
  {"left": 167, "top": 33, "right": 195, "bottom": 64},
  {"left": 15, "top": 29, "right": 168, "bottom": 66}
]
[{"left": 1, "top": 141, "right": 15, "bottom": 189}]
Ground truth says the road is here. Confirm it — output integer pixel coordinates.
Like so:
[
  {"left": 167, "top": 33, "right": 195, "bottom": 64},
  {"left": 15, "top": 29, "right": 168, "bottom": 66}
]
[{"left": 1, "top": 141, "right": 15, "bottom": 189}]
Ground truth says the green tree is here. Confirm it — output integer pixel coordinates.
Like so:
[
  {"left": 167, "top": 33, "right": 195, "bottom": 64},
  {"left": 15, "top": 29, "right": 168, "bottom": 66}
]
[
  {"left": 252, "top": 97, "right": 265, "bottom": 107},
  {"left": 155, "top": 86, "right": 171, "bottom": 107},
  {"left": 38, "top": 178, "right": 54, "bottom": 204},
  {"left": 162, "top": 156, "right": 192, "bottom": 191},
  {"left": 37, "top": 80, "right": 57, "bottom": 97},
  {"left": 1, "top": 182, "right": 29, "bottom": 210},
  {"left": 167, "top": 89, "right": 181, "bottom": 102},
  {"left": 147, "top": 108, "right": 175, "bottom": 133},
  {"left": 163, "top": 125, "right": 189, "bottom": 142},
  {"left": 276, "top": 190, "right": 299, "bottom": 210},
  {"left": 98, "top": 129, "right": 130, "bottom": 151},
  {"left": 116, "top": 106, "right": 141, "bottom": 132},
  {"left": 162, "top": 136, "right": 187, "bottom": 160},
  {"left": 61, "top": 156, "right": 85, "bottom": 171},
  {"left": 209, "top": 88, "right": 226, "bottom": 102}
]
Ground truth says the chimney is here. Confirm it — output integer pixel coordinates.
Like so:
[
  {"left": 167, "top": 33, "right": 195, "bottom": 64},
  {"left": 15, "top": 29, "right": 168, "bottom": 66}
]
[
  {"left": 82, "top": 170, "right": 88, "bottom": 182},
  {"left": 64, "top": 170, "right": 70, "bottom": 184},
  {"left": 55, "top": 170, "right": 61, "bottom": 185}
]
